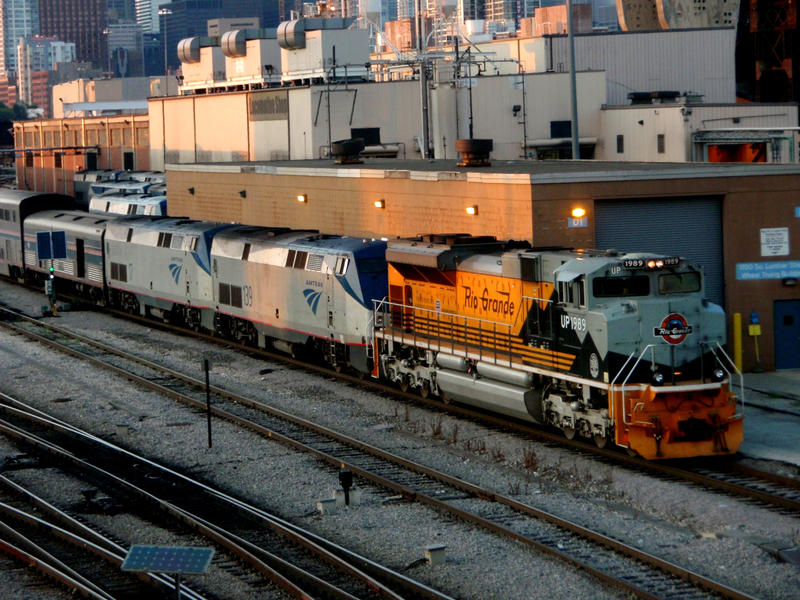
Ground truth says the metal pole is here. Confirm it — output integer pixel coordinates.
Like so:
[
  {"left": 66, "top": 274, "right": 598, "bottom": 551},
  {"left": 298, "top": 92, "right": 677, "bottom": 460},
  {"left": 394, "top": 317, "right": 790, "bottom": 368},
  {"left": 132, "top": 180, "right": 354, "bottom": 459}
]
[
  {"left": 205, "top": 359, "right": 212, "bottom": 448},
  {"left": 567, "top": 0, "right": 580, "bottom": 159}
]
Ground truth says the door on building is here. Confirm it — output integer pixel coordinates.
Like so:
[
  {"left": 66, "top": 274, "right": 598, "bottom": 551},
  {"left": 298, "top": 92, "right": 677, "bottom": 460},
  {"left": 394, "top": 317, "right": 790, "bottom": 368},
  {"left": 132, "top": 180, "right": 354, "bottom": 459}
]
[{"left": 774, "top": 300, "right": 800, "bottom": 369}]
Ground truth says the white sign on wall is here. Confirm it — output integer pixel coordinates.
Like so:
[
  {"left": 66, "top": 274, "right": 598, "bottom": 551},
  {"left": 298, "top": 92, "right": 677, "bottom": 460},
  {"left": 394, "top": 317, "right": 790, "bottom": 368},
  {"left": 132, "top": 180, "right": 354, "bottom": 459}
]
[{"left": 760, "top": 227, "right": 789, "bottom": 256}]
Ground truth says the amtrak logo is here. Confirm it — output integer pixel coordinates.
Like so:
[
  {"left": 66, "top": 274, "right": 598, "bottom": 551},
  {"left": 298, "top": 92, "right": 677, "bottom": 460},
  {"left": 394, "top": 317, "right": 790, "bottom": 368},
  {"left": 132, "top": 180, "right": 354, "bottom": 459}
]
[
  {"left": 169, "top": 263, "right": 182, "bottom": 284},
  {"left": 653, "top": 313, "right": 693, "bottom": 345},
  {"left": 303, "top": 288, "right": 322, "bottom": 314}
]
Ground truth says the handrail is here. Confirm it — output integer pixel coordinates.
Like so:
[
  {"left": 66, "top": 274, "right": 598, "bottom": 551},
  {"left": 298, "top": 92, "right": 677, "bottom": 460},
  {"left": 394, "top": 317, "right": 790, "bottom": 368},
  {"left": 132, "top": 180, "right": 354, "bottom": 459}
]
[
  {"left": 703, "top": 341, "right": 745, "bottom": 417},
  {"left": 610, "top": 344, "right": 657, "bottom": 427}
]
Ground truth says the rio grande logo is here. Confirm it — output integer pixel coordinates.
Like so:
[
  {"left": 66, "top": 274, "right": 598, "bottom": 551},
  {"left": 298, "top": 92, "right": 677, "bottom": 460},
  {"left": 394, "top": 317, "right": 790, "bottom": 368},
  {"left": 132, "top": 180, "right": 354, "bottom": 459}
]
[{"left": 653, "top": 313, "right": 693, "bottom": 345}]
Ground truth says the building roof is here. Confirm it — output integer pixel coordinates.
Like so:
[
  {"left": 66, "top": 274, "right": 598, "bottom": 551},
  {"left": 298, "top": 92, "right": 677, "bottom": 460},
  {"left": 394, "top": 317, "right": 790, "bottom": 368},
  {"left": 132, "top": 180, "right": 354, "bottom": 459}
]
[
  {"left": 62, "top": 100, "right": 148, "bottom": 115},
  {"left": 167, "top": 157, "right": 800, "bottom": 185}
]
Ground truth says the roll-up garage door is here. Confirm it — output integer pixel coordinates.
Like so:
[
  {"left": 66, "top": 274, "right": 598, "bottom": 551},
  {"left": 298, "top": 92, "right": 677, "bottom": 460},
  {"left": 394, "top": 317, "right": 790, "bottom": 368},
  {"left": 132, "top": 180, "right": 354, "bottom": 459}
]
[{"left": 595, "top": 197, "right": 723, "bottom": 306}]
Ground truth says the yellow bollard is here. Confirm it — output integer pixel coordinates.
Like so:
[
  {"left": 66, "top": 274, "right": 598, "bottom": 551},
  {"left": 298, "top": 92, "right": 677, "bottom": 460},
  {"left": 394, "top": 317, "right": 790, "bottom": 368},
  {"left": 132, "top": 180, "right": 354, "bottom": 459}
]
[{"left": 732, "top": 313, "right": 742, "bottom": 372}]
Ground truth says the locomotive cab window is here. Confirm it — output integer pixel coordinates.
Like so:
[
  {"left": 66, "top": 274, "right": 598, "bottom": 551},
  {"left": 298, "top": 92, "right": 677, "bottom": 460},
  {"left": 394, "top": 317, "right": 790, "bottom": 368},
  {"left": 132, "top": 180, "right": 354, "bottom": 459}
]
[
  {"left": 189, "top": 237, "right": 199, "bottom": 252},
  {"left": 558, "top": 276, "right": 585, "bottom": 306},
  {"left": 335, "top": 256, "right": 350, "bottom": 275},
  {"left": 170, "top": 234, "right": 184, "bottom": 250},
  {"left": 593, "top": 275, "right": 650, "bottom": 297},
  {"left": 157, "top": 232, "right": 172, "bottom": 248},
  {"left": 658, "top": 272, "right": 700, "bottom": 294}
]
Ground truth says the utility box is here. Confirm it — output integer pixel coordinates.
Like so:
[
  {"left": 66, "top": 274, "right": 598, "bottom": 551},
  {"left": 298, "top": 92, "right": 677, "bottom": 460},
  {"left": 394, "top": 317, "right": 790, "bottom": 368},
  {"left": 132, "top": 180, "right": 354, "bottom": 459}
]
[
  {"left": 278, "top": 18, "right": 369, "bottom": 84},
  {"left": 178, "top": 37, "right": 227, "bottom": 93},
  {"left": 221, "top": 29, "right": 282, "bottom": 87}
]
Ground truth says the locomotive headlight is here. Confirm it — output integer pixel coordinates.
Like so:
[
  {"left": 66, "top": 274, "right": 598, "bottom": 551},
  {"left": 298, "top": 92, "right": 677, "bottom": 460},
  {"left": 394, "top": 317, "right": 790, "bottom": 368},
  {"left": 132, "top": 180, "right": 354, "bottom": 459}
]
[
  {"left": 651, "top": 371, "right": 665, "bottom": 386},
  {"left": 712, "top": 368, "right": 726, "bottom": 381}
]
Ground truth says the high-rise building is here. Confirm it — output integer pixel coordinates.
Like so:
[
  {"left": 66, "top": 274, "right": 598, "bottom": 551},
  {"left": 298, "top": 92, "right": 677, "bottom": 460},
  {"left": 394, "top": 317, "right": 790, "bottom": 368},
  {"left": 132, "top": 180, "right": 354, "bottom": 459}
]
[
  {"left": 107, "top": 20, "right": 144, "bottom": 76},
  {"left": 135, "top": 0, "right": 160, "bottom": 33},
  {"left": 0, "top": 0, "right": 40, "bottom": 77},
  {"left": 17, "top": 35, "right": 76, "bottom": 104},
  {"left": 108, "top": 0, "right": 136, "bottom": 21},
  {"left": 38, "top": 0, "right": 108, "bottom": 67}
]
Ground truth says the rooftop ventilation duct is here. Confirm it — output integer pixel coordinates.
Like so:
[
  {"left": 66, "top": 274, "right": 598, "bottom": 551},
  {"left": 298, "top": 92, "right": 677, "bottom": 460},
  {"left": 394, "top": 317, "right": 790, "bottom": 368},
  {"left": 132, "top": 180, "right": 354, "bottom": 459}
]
[
  {"left": 177, "top": 38, "right": 201, "bottom": 63},
  {"left": 277, "top": 17, "right": 355, "bottom": 50},
  {"left": 221, "top": 28, "right": 277, "bottom": 57},
  {"left": 221, "top": 30, "right": 248, "bottom": 57}
]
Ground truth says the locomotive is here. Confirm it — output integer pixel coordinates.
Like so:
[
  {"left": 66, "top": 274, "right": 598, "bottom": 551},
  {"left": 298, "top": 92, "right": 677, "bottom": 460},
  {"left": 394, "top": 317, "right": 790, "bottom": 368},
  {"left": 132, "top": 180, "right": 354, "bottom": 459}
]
[
  {"left": 373, "top": 234, "right": 743, "bottom": 459},
  {"left": 0, "top": 191, "right": 743, "bottom": 460}
]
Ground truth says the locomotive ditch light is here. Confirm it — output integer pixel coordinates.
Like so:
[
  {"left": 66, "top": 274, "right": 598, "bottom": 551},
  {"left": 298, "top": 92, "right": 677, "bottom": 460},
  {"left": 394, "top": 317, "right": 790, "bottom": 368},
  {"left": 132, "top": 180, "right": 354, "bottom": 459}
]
[
  {"left": 651, "top": 371, "right": 665, "bottom": 386},
  {"left": 712, "top": 368, "right": 726, "bottom": 381}
]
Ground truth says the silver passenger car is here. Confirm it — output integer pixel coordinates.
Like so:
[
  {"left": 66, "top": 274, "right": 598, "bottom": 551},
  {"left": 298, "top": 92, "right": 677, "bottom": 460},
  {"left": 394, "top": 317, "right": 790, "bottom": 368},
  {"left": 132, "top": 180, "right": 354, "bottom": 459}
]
[
  {"left": 0, "top": 189, "right": 73, "bottom": 279},
  {"left": 23, "top": 210, "right": 112, "bottom": 300}
]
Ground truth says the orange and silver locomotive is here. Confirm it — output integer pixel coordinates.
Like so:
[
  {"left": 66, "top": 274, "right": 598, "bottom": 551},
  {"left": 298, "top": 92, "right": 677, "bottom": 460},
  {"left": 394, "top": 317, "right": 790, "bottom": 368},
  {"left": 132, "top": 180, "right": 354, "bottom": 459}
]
[{"left": 372, "top": 234, "right": 743, "bottom": 460}]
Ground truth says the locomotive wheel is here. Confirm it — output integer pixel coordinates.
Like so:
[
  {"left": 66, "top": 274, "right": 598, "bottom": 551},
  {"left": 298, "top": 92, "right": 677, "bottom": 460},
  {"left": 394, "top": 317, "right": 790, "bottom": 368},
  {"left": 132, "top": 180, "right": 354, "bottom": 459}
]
[
  {"left": 593, "top": 434, "right": 608, "bottom": 449},
  {"left": 562, "top": 426, "right": 577, "bottom": 440}
]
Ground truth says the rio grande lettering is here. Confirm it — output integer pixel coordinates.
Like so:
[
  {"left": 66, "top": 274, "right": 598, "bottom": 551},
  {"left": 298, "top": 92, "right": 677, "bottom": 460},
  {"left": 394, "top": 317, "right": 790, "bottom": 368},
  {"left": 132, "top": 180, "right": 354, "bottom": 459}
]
[{"left": 463, "top": 286, "right": 514, "bottom": 317}]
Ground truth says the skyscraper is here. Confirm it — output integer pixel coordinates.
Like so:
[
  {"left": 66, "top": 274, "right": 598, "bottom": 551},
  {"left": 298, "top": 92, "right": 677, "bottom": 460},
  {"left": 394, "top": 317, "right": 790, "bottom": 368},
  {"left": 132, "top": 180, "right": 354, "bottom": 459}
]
[
  {"left": 38, "top": 0, "right": 108, "bottom": 67},
  {"left": 108, "top": 0, "right": 136, "bottom": 21},
  {"left": 0, "top": 0, "right": 40, "bottom": 77}
]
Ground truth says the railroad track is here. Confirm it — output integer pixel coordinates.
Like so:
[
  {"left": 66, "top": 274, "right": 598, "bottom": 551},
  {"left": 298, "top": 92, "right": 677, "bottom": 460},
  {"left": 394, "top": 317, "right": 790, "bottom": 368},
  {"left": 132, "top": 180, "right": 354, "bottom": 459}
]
[
  {"left": 0, "top": 305, "right": 774, "bottom": 600},
  {"left": 3, "top": 304, "right": 799, "bottom": 515},
  {"left": 0, "top": 395, "right": 449, "bottom": 600},
  {"left": 0, "top": 471, "right": 209, "bottom": 600}
]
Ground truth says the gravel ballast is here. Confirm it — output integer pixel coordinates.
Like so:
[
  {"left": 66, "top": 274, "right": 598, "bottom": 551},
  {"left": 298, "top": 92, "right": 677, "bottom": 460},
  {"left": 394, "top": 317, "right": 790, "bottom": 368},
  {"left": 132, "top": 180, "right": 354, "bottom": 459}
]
[{"left": 0, "top": 281, "right": 798, "bottom": 600}]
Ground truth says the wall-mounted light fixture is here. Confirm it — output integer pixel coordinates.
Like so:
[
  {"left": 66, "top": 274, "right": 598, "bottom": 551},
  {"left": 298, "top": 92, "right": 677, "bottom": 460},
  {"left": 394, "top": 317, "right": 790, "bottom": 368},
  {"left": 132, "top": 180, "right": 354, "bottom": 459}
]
[
  {"left": 783, "top": 277, "right": 797, "bottom": 287},
  {"left": 238, "top": 190, "right": 247, "bottom": 198},
  {"left": 297, "top": 193, "right": 308, "bottom": 203},
  {"left": 568, "top": 206, "right": 588, "bottom": 228},
  {"left": 374, "top": 198, "right": 385, "bottom": 209},
  {"left": 465, "top": 205, "right": 478, "bottom": 216},
  {"left": 512, "top": 104, "right": 521, "bottom": 117},
  {"left": 571, "top": 207, "right": 586, "bottom": 219},
  {"left": 637, "top": 120, "right": 644, "bottom": 126},
  {"left": 187, "top": 187, "right": 195, "bottom": 195}
]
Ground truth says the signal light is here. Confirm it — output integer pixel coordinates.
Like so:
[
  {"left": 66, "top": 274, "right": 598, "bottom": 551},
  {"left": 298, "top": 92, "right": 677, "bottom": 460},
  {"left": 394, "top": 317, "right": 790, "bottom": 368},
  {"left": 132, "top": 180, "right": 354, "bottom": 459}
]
[{"left": 48, "top": 266, "right": 55, "bottom": 279}]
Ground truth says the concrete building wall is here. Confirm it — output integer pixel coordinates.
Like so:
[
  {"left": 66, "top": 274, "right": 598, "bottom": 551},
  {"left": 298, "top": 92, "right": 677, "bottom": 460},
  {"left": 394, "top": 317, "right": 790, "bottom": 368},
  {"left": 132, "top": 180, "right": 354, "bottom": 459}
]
[
  {"left": 547, "top": 28, "right": 737, "bottom": 104},
  {"left": 598, "top": 103, "right": 800, "bottom": 162},
  {"left": 150, "top": 71, "right": 605, "bottom": 168}
]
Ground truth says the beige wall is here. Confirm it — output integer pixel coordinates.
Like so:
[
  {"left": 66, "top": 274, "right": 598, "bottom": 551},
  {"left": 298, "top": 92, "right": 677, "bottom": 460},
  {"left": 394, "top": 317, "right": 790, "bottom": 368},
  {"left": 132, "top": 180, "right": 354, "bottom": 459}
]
[{"left": 149, "top": 72, "right": 606, "bottom": 167}]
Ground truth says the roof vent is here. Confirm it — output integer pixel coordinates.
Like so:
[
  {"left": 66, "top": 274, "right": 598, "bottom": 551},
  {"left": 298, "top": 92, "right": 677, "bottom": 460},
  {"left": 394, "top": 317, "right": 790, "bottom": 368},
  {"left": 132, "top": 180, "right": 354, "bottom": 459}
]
[
  {"left": 330, "top": 138, "right": 365, "bottom": 165},
  {"left": 456, "top": 138, "right": 493, "bottom": 167}
]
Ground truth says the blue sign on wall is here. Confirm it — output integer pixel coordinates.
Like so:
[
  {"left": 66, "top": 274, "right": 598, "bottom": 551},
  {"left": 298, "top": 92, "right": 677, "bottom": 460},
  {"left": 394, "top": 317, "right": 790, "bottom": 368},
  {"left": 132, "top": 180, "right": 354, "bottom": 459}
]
[{"left": 736, "top": 260, "right": 800, "bottom": 280}]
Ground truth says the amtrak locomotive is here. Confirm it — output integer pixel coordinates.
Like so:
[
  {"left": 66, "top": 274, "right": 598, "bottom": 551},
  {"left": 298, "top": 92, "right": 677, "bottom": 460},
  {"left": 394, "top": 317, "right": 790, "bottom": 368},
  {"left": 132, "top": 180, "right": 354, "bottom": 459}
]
[{"left": 0, "top": 191, "right": 743, "bottom": 460}]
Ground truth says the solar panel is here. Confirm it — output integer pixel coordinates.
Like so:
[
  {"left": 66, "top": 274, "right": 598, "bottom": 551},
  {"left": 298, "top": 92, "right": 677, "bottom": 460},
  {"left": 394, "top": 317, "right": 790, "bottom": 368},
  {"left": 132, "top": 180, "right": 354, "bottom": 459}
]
[{"left": 121, "top": 545, "right": 214, "bottom": 575}]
